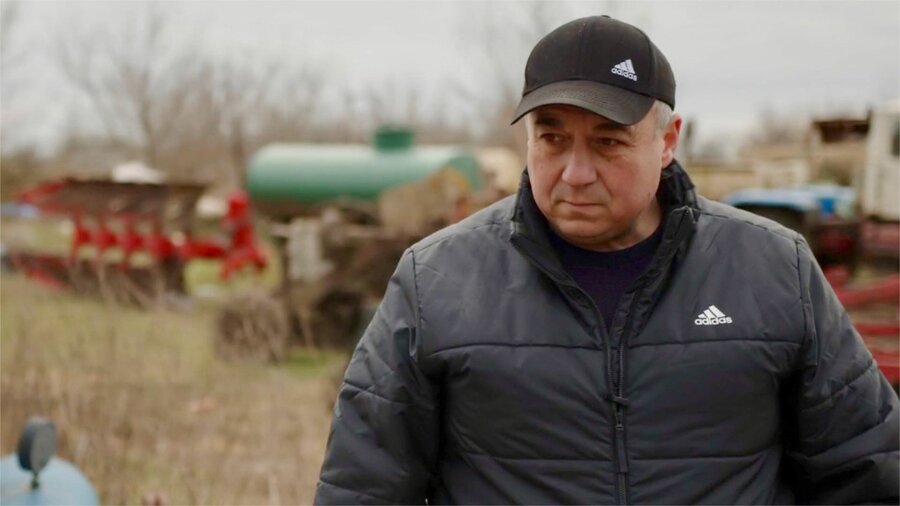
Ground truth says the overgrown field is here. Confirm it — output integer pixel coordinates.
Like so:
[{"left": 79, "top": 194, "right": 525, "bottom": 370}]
[{"left": 0, "top": 274, "right": 346, "bottom": 504}]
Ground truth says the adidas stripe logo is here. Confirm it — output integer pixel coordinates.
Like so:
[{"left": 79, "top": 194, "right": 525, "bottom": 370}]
[
  {"left": 694, "top": 305, "right": 733, "bottom": 326},
  {"left": 611, "top": 59, "right": 637, "bottom": 81}
]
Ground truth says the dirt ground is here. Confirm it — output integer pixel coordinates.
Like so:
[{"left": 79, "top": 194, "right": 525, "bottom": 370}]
[{"left": 0, "top": 274, "right": 346, "bottom": 504}]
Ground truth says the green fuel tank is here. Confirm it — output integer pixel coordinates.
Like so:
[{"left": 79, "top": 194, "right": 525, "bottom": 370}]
[{"left": 246, "top": 128, "right": 482, "bottom": 219}]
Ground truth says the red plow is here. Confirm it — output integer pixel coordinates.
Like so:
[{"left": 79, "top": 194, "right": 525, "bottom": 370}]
[{"left": 7, "top": 178, "right": 267, "bottom": 304}]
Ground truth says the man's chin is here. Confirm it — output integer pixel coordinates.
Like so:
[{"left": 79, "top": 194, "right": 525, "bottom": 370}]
[
  {"left": 553, "top": 220, "right": 615, "bottom": 242},
  {"left": 557, "top": 201, "right": 605, "bottom": 214}
]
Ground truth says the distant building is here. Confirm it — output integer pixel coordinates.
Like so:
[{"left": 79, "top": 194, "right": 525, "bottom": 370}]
[{"left": 807, "top": 117, "right": 869, "bottom": 185}]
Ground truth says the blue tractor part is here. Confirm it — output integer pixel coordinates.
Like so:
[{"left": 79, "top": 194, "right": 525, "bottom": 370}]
[
  {"left": 723, "top": 184, "right": 860, "bottom": 267},
  {"left": 723, "top": 184, "right": 856, "bottom": 218},
  {"left": 0, "top": 418, "right": 98, "bottom": 506}
]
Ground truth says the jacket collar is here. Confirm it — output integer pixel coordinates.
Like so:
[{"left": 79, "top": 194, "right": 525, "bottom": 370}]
[{"left": 509, "top": 160, "right": 698, "bottom": 284}]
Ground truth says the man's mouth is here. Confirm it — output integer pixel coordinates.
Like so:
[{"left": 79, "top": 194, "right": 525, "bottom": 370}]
[{"left": 562, "top": 201, "right": 600, "bottom": 207}]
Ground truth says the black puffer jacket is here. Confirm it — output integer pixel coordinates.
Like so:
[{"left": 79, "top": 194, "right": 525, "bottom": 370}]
[{"left": 316, "top": 162, "right": 899, "bottom": 505}]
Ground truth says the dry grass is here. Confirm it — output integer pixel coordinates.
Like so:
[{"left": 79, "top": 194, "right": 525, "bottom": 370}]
[{"left": 0, "top": 274, "right": 346, "bottom": 505}]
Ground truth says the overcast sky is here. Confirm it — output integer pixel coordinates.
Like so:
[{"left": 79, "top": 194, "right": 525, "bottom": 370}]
[{"left": 3, "top": 0, "right": 899, "bottom": 154}]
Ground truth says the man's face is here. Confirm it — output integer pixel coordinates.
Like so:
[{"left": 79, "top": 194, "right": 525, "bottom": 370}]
[{"left": 525, "top": 104, "right": 680, "bottom": 251}]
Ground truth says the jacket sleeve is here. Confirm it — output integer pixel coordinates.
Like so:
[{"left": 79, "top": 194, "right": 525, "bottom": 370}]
[
  {"left": 785, "top": 237, "right": 899, "bottom": 504},
  {"left": 314, "top": 249, "right": 440, "bottom": 505}
]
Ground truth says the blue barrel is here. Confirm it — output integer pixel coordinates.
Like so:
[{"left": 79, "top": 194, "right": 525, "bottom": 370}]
[
  {"left": 0, "top": 456, "right": 98, "bottom": 505},
  {"left": 2, "top": 418, "right": 98, "bottom": 506}
]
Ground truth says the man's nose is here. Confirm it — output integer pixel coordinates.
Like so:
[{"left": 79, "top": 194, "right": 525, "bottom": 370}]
[{"left": 560, "top": 144, "right": 598, "bottom": 186}]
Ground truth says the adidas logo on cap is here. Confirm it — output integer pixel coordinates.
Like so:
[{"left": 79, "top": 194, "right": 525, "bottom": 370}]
[
  {"left": 694, "top": 305, "right": 733, "bottom": 326},
  {"left": 611, "top": 59, "right": 638, "bottom": 81}
]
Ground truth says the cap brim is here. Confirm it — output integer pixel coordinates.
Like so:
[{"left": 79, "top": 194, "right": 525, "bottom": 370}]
[{"left": 510, "top": 80, "right": 655, "bottom": 126}]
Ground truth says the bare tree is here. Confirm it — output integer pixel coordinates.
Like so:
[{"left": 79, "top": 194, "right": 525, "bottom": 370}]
[
  {"left": 1, "top": 0, "right": 24, "bottom": 72},
  {"left": 451, "top": 1, "right": 573, "bottom": 149},
  {"left": 362, "top": 78, "right": 474, "bottom": 144},
  {"left": 208, "top": 57, "right": 277, "bottom": 182},
  {"left": 251, "top": 62, "right": 329, "bottom": 146},
  {"left": 1, "top": 0, "right": 18, "bottom": 142},
  {"left": 55, "top": 4, "right": 209, "bottom": 174},
  {"left": 1, "top": 0, "right": 28, "bottom": 150},
  {"left": 0, "top": 0, "right": 43, "bottom": 198},
  {"left": 750, "top": 107, "right": 809, "bottom": 146}
]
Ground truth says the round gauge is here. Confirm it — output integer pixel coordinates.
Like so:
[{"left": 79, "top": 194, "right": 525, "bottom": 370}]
[{"left": 16, "top": 417, "right": 56, "bottom": 479}]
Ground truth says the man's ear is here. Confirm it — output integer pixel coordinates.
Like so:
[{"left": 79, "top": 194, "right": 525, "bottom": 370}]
[{"left": 661, "top": 114, "right": 682, "bottom": 167}]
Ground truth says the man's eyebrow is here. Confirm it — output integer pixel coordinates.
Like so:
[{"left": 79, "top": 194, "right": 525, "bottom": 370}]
[
  {"left": 533, "top": 114, "right": 634, "bottom": 135},
  {"left": 534, "top": 115, "right": 563, "bottom": 128},
  {"left": 593, "top": 122, "right": 632, "bottom": 133}
]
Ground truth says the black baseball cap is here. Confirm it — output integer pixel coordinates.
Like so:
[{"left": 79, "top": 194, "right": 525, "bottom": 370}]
[{"left": 511, "top": 16, "right": 676, "bottom": 126}]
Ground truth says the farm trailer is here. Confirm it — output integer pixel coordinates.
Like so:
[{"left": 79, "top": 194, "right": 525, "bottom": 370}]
[{"left": 216, "top": 127, "right": 491, "bottom": 360}]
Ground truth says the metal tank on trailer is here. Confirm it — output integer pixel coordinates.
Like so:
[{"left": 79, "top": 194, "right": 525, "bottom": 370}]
[
  {"left": 216, "top": 127, "right": 488, "bottom": 359},
  {"left": 245, "top": 127, "right": 481, "bottom": 219}
]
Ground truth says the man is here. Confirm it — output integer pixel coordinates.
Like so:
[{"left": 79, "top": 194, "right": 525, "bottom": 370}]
[{"left": 316, "top": 16, "right": 899, "bottom": 504}]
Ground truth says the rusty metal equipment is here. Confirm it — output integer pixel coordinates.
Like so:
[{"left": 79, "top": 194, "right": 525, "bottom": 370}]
[{"left": 217, "top": 128, "right": 490, "bottom": 357}]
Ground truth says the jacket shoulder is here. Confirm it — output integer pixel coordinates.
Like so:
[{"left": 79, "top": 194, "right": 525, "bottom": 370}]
[{"left": 696, "top": 196, "right": 803, "bottom": 245}]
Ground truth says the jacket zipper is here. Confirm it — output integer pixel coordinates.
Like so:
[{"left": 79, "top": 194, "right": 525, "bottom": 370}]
[
  {"left": 512, "top": 207, "right": 695, "bottom": 505},
  {"left": 545, "top": 279, "right": 636, "bottom": 505},
  {"left": 507, "top": 258, "right": 648, "bottom": 506},
  {"left": 610, "top": 288, "right": 644, "bottom": 505},
  {"left": 607, "top": 208, "right": 694, "bottom": 504}
]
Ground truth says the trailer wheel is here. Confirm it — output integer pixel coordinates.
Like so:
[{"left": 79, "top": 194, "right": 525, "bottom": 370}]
[{"left": 215, "top": 292, "right": 289, "bottom": 363}]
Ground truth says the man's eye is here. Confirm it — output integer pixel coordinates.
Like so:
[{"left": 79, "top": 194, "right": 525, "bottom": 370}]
[
  {"left": 541, "top": 133, "right": 565, "bottom": 143},
  {"left": 597, "top": 137, "right": 622, "bottom": 147}
]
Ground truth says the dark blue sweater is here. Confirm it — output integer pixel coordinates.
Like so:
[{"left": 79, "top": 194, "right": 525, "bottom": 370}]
[{"left": 550, "top": 225, "right": 663, "bottom": 332}]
